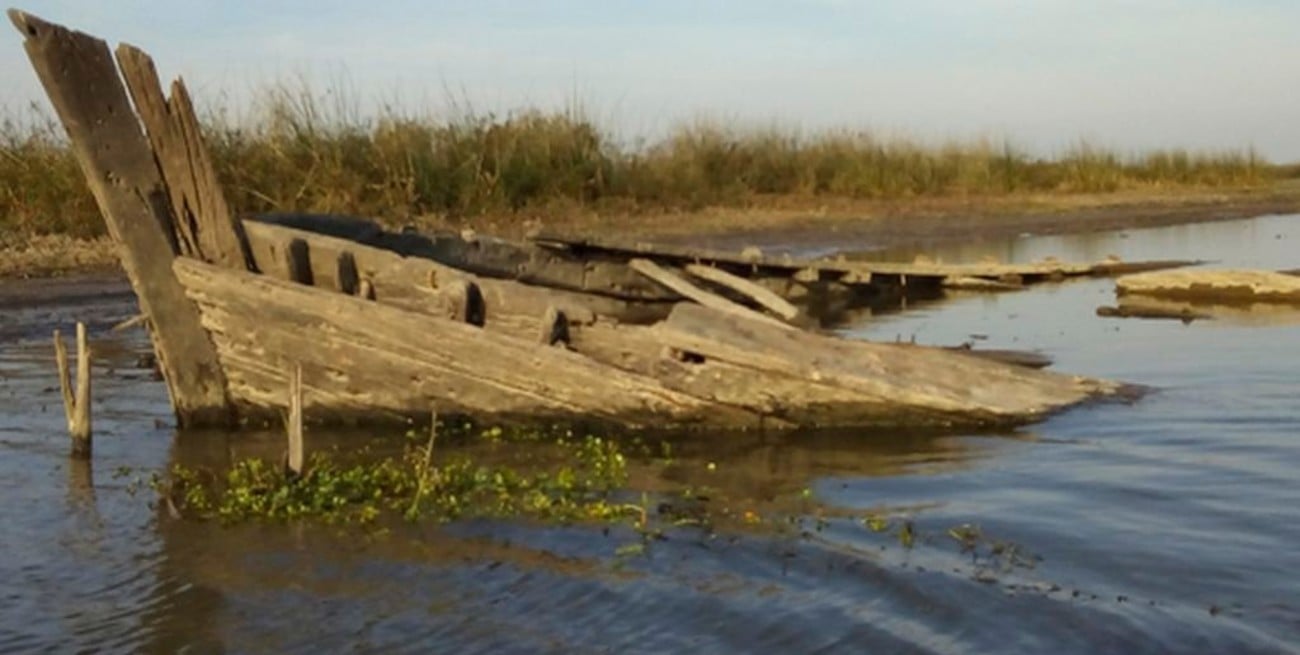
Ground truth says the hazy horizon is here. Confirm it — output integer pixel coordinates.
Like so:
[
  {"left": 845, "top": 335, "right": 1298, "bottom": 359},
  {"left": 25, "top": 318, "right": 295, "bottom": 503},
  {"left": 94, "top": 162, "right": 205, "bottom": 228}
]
[{"left": 5, "top": 0, "right": 1299, "bottom": 162}]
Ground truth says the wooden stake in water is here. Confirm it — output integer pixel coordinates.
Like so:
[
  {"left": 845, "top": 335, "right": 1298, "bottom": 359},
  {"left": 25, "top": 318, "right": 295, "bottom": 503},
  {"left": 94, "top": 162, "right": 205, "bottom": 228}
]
[
  {"left": 53, "top": 322, "right": 92, "bottom": 458},
  {"left": 285, "top": 364, "right": 304, "bottom": 476}
]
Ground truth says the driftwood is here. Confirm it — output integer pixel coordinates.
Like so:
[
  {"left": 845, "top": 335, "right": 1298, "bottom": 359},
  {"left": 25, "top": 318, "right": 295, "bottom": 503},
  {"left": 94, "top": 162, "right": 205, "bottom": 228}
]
[
  {"left": 9, "top": 10, "right": 231, "bottom": 426},
  {"left": 53, "top": 323, "right": 92, "bottom": 458}
]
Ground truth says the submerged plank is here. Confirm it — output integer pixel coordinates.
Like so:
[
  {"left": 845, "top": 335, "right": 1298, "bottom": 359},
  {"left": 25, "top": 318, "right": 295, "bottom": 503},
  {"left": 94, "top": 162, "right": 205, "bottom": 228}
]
[
  {"left": 173, "top": 258, "right": 762, "bottom": 428},
  {"left": 9, "top": 10, "right": 231, "bottom": 426}
]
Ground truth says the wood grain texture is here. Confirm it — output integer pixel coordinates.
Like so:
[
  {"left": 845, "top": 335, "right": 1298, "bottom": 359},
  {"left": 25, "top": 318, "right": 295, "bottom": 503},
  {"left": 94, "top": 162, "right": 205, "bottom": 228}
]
[
  {"left": 173, "top": 257, "right": 763, "bottom": 428},
  {"left": 684, "top": 263, "right": 801, "bottom": 320},
  {"left": 9, "top": 10, "right": 230, "bottom": 426},
  {"left": 630, "top": 258, "right": 793, "bottom": 330},
  {"left": 116, "top": 44, "right": 252, "bottom": 271}
]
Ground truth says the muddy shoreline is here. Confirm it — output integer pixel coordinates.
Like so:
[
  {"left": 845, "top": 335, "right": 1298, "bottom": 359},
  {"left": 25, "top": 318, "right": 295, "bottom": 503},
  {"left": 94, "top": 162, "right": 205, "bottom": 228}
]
[
  {"left": 4, "top": 186, "right": 1298, "bottom": 285},
  {"left": 661, "top": 186, "right": 1300, "bottom": 252}
]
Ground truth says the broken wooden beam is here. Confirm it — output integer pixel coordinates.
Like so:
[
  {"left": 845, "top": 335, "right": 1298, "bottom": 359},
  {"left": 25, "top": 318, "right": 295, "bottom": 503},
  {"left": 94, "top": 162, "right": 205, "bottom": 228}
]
[
  {"left": 116, "top": 44, "right": 253, "bottom": 271},
  {"left": 684, "top": 263, "right": 801, "bottom": 321},
  {"left": 629, "top": 258, "right": 793, "bottom": 330},
  {"left": 9, "top": 10, "right": 232, "bottom": 427}
]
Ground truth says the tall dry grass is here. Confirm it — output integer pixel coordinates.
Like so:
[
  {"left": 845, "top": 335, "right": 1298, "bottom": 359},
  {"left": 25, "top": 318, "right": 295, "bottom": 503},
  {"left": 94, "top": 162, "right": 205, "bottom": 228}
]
[{"left": 0, "top": 82, "right": 1282, "bottom": 241}]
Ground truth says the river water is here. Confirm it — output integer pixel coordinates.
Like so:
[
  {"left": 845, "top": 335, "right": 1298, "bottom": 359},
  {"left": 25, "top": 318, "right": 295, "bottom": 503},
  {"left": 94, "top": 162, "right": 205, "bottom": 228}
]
[{"left": 1, "top": 215, "right": 1297, "bottom": 653}]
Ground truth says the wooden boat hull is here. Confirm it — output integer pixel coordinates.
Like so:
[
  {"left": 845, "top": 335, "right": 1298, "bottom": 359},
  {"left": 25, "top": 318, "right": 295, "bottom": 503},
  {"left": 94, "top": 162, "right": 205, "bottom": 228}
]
[{"left": 10, "top": 10, "right": 1130, "bottom": 431}]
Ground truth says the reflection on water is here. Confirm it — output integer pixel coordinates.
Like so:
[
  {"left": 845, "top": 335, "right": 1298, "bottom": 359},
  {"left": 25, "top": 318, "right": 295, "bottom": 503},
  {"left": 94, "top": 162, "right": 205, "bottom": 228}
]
[{"left": 2, "top": 214, "right": 1299, "bottom": 653}]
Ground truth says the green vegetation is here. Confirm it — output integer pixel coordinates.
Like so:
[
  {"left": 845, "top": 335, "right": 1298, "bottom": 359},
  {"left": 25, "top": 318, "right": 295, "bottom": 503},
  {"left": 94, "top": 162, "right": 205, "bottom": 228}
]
[
  {"left": 152, "top": 431, "right": 644, "bottom": 526},
  {"left": 0, "top": 83, "right": 1285, "bottom": 243}
]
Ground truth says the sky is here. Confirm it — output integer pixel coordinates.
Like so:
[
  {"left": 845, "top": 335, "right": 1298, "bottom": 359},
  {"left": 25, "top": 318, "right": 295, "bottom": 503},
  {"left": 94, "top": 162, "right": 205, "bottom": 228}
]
[{"left": 5, "top": 0, "right": 1300, "bottom": 161}]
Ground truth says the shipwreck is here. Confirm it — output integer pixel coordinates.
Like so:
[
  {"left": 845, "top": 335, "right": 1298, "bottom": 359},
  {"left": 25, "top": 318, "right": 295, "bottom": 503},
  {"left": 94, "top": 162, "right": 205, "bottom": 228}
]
[{"left": 12, "top": 11, "right": 1171, "bottom": 431}]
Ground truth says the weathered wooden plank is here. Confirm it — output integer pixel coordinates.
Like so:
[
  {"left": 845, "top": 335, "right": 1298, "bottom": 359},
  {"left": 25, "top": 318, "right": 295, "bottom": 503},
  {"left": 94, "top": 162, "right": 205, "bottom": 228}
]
[
  {"left": 942, "top": 276, "right": 1024, "bottom": 292},
  {"left": 241, "top": 219, "right": 674, "bottom": 325},
  {"left": 532, "top": 231, "right": 1199, "bottom": 284},
  {"left": 9, "top": 10, "right": 231, "bottom": 426},
  {"left": 629, "top": 258, "right": 793, "bottom": 330},
  {"left": 116, "top": 45, "right": 252, "bottom": 271},
  {"left": 684, "top": 263, "right": 801, "bottom": 320},
  {"left": 1117, "top": 269, "right": 1300, "bottom": 304},
  {"left": 651, "top": 303, "right": 1117, "bottom": 424},
  {"left": 384, "top": 230, "right": 677, "bottom": 301},
  {"left": 173, "top": 257, "right": 763, "bottom": 428}
]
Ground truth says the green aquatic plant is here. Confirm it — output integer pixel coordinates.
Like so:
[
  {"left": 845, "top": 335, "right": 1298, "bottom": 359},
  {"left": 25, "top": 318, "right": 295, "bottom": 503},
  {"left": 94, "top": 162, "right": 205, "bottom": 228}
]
[{"left": 154, "top": 433, "right": 641, "bottom": 526}]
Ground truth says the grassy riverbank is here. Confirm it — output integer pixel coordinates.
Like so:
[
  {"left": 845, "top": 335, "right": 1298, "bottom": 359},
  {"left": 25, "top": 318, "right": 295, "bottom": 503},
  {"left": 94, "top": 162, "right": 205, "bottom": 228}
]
[{"left": 3, "top": 86, "right": 1288, "bottom": 244}]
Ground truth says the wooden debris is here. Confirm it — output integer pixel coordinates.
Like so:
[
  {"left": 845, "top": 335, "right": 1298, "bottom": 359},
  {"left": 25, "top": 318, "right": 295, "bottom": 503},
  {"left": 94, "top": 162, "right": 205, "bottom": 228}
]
[
  {"left": 115, "top": 44, "right": 253, "bottom": 270},
  {"left": 532, "top": 231, "right": 1200, "bottom": 285},
  {"left": 1096, "top": 304, "right": 1209, "bottom": 323},
  {"left": 630, "top": 258, "right": 792, "bottom": 330},
  {"left": 943, "top": 276, "right": 1024, "bottom": 292},
  {"left": 684, "top": 263, "right": 801, "bottom": 321},
  {"left": 53, "top": 322, "right": 92, "bottom": 458},
  {"left": 1117, "top": 269, "right": 1300, "bottom": 304},
  {"left": 9, "top": 10, "right": 231, "bottom": 427},
  {"left": 111, "top": 314, "right": 148, "bottom": 333}
]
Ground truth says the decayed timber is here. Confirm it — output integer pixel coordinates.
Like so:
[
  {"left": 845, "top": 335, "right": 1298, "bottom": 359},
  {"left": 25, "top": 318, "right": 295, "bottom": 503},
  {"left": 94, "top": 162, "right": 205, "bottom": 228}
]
[
  {"left": 532, "top": 231, "right": 1200, "bottom": 286},
  {"left": 650, "top": 304, "right": 1118, "bottom": 425},
  {"left": 629, "top": 258, "right": 792, "bottom": 330},
  {"left": 116, "top": 45, "right": 252, "bottom": 270},
  {"left": 1100, "top": 295, "right": 1300, "bottom": 327},
  {"left": 241, "top": 219, "right": 674, "bottom": 325},
  {"left": 173, "top": 258, "right": 763, "bottom": 427},
  {"left": 683, "top": 263, "right": 802, "bottom": 320},
  {"left": 254, "top": 213, "right": 677, "bottom": 301},
  {"left": 9, "top": 10, "right": 230, "bottom": 425},
  {"left": 1117, "top": 269, "right": 1300, "bottom": 304},
  {"left": 16, "top": 11, "right": 1134, "bottom": 432}
]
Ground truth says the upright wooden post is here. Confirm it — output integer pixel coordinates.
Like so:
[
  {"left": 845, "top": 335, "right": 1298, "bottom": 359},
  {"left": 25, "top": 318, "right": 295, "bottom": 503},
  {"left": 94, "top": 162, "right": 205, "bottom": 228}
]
[
  {"left": 285, "top": 365, "right": 305, "bottom": 477},
  {"left": 9, "top": 10, "right": 232, "bottom": 426},
  {"left": 53, "top": 322, "right": 92, "bottom": 458}
]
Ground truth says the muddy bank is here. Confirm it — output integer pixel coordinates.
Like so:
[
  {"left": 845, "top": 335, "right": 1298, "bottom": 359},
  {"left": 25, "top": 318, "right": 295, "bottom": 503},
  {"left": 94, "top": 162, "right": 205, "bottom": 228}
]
[
  {"left": 658, "top": 184, "right": 1300, "bottom": 253},
  {"left": 5, "top": 184, "right": 1300, "bottom": 280}
]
